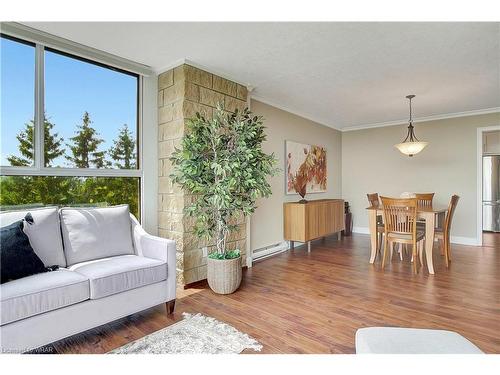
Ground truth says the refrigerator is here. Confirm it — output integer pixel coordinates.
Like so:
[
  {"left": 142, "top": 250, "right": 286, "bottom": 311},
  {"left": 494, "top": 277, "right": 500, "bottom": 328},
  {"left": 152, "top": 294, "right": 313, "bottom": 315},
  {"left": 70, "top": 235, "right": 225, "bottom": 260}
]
[{"left": 483, "top": 155, "right": 500, "bottom": 232}]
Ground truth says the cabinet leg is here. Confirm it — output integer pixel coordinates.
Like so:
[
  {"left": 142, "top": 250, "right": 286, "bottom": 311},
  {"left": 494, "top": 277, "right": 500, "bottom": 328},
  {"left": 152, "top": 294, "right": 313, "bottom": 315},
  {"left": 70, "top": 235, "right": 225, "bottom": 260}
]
[{"left": 307, "top": 241, "right": 311, "bottom": 252}]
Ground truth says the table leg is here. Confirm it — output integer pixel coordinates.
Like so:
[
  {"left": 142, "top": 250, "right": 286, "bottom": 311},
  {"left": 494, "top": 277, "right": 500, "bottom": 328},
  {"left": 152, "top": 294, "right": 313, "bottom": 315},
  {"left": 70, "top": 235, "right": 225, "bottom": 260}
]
[
  {"left": 337, "top": 232, "right": 342, "bottom": 241},
  {"left": 307, "top": 241, "right": 311, "bottom": 253},
  {"left": 424, "top": 212, "right": 435, "bottom": 275},
  {"left": 368, "top": 209, "right": 378, "bottom": 263},
  {"left": 290, "top": 241, "right": 294, "bottom": 250}
]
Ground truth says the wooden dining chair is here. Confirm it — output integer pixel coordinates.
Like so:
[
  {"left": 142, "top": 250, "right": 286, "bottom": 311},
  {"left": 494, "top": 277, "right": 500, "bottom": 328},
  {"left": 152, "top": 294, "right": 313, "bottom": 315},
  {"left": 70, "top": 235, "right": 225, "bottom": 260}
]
[
  {"left": 434, "top": 195, "right": 459, "bottom": 268},
  {"left": 367, "top": 193, "right": 385, "bottom": 252},
  {"left": 415, "top": 193, "right": 435, "bottom": 230},
  {"left": 380, "top": 197, "right": 425, "bottom": 273},
  {"left": 415, "top": 193, "right": 435, "bottom": 207},
  {"left": 367, "top": 193, "right": 380, "bottom": 207}
]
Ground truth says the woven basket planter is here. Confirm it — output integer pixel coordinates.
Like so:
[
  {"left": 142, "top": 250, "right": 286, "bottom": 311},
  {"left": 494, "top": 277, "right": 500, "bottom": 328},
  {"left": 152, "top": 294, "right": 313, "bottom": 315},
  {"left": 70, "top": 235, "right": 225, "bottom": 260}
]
[{"left": 207, "top": 256, "right": 242, "bottom": 294}]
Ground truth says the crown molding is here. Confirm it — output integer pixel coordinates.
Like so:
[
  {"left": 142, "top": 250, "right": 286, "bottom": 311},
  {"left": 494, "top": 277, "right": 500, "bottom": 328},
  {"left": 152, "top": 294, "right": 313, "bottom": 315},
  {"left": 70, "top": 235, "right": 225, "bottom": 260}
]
[
  {"left": 250, "top": 95, "right": 341, "bottom": 131},
  {"left": 145, "top": 57, "right": 500, "bottom": 132},
  {"left": 341, "top": 107, "right": 500, "bottom": 132}
]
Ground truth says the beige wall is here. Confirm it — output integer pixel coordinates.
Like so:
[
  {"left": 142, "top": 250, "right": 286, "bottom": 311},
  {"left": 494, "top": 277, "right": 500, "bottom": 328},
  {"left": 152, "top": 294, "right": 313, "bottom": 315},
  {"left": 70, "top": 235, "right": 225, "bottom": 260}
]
[
  {"left": 250, "top": 100, "right": 343, "bottom": 251},
  {"left": 342, "top": 113, "right": 500, "bottom": 242}
]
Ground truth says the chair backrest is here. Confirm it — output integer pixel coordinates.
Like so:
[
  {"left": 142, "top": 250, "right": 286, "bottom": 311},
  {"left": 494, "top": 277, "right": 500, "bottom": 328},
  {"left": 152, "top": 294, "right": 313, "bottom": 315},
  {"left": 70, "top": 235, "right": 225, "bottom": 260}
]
[
  {"left": 444, "top": 195, "right": 460, "bottom": 239},
  {"left": 367, "top": 193, "right": 380, "bottom": 207},
  {"left": 380, "top": 196, "right": 418, "bottom": 236},
  {"left": 415, "top": 193, "right": 435, "bottom": 207}
]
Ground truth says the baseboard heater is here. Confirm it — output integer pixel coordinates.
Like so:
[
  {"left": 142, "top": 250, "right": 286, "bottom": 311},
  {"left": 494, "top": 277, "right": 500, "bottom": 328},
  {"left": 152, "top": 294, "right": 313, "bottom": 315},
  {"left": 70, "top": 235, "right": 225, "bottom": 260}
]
[{"left": 252, "top": 241, "right": 289, "bottom": 261}]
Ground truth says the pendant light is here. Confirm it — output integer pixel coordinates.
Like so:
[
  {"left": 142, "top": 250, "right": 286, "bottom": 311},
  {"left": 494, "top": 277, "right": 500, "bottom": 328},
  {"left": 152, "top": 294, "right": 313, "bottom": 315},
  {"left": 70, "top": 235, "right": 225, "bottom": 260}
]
[{"left": 394, "top": 95, "right": 428, "bottom": 157}]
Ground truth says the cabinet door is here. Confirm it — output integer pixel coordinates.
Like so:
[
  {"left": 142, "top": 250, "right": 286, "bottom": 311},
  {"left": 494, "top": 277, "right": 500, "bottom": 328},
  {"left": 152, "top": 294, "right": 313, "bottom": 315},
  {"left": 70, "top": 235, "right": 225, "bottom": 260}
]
[
  {"left": 306, "top": 204, "right": 323, "bottom": 240},
  {"left": 284, "top": 204, "right": 306, "bottom": 242},
  {"left": 329, "top": 200, "right": 345, "bottom": 233},
  {"left": 324, "top": 201, "right": 337, "bottom": 234},
  {"left": 484, "top": 131, "right": 500, "bottom": 154}
]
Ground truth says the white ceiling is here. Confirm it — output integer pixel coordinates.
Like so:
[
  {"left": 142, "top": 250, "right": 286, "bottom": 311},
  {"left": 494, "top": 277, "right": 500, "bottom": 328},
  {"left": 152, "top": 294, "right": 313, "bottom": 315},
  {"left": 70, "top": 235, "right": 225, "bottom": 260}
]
[{"left": 24, "top": 22, "right": 500, "bottom": 130}]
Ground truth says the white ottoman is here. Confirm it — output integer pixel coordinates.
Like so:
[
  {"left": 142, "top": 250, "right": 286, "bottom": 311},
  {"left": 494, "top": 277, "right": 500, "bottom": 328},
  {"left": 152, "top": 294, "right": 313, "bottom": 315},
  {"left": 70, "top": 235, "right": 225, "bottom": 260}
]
[{"left": 356, "top": 327, "right": 484, "bottom": 354}]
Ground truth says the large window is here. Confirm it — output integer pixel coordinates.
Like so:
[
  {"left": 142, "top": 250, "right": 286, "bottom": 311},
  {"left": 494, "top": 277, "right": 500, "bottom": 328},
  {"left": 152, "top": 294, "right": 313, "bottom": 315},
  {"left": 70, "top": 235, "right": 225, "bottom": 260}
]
[{"left": 0, "top": 34, "right": 142, "bottom": 218}]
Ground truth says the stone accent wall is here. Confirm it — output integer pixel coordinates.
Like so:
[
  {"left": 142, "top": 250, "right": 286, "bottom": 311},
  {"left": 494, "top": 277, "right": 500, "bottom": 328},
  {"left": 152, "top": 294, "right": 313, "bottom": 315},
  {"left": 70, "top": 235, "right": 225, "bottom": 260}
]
[{"left": 157, "top": 64, "right": 248, "bottom": 286}]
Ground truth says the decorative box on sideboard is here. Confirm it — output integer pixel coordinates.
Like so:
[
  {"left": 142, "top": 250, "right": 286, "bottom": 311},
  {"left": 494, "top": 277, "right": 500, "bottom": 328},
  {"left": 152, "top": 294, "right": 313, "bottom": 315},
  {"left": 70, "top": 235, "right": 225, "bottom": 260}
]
[{"left": 283, "top": 199, "right": 345, "bottom": 252}]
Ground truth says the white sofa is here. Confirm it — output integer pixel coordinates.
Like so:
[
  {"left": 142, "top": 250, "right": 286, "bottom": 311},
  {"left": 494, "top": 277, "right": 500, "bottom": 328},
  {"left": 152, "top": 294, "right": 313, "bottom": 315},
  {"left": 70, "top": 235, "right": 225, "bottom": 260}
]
[{"left": 0, "top": 205, "right": 176, "bottom": 353}]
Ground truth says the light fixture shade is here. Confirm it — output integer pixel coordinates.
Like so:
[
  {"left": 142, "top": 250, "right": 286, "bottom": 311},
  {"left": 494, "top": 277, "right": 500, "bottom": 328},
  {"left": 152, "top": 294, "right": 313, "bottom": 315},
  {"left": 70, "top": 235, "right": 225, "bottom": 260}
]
[
  {"left": 395, "top": 95, "right": 428, "bottom": 157},
  {"left": 394, "top": 141, "right": 428, "bottom": 157}
]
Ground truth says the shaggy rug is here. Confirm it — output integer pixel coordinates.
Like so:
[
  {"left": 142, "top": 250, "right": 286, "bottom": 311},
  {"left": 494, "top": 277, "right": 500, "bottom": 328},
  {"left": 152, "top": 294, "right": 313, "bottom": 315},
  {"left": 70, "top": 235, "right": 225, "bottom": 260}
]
[{"left": 109, "top": 313, "right": 262, "bottom": 354}]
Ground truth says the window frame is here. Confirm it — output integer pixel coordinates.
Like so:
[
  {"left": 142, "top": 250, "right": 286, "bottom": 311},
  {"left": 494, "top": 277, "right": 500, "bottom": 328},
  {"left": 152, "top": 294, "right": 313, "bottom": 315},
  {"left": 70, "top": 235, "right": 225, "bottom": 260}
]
[{"left": 0, "top": 28, "right": 145, "bottom": 217}]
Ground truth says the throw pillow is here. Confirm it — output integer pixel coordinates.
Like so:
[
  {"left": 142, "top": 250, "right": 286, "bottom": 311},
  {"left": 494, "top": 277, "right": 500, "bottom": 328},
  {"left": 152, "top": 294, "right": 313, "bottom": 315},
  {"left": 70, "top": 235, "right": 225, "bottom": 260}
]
[{"left": 1, "top": 214, "right": 47, "bottom": 284}]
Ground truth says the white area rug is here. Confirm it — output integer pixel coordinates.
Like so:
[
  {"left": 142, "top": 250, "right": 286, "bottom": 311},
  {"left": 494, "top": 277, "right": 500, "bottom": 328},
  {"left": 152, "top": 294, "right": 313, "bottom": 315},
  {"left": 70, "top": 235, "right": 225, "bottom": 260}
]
[{"left": 109, "top": 313, "right": 263, "bottom": 354}]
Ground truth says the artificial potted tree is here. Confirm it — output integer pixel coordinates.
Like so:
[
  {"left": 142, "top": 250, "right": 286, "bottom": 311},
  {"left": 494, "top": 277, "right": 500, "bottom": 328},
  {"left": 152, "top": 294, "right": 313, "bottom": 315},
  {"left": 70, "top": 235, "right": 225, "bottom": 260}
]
[{"left": 170, "top": 104, "right": 278, "bottom": 294}]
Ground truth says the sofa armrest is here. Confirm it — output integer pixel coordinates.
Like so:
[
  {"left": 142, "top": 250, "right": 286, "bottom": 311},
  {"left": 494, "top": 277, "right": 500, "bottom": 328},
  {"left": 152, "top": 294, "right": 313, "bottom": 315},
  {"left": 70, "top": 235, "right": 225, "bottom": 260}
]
[{"left": 130, "top": 214, "right": 176, "bottom": 300}]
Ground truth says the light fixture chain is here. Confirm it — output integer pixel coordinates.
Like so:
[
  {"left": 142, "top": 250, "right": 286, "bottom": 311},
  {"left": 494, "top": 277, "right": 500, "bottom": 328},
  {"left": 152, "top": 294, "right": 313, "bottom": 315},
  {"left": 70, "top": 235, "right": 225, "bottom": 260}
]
[{"left": 409, "top": 96, "right": 412, "bottom": 123}]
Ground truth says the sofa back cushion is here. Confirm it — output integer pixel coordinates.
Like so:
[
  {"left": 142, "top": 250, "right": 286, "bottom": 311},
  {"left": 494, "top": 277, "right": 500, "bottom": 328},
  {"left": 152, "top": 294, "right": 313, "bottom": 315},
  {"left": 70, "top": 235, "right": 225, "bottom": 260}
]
[
  {"left": 60, "top": 205, "right": 135, "bottom": 266},
  {"left": 0, "top": 207, "right": 66, "bottom": 267}
]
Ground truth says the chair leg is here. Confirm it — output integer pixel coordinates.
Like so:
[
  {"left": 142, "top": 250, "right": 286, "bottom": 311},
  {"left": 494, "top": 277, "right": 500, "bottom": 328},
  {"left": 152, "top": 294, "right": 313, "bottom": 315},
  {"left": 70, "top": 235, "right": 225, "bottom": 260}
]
[
  {"left": 382, "top": 238, "right": 389, "bottom": 269},
  {"left": 378, "top": 233, "right": 383, "bottom": 253},
  {"left": 390, "top": 241, "right": 394, "bottom": 260},
  {"left": 412, "top": 243, "right": 418, "bottom": 273},
  {"left": 447, "top": 236, "right": 452, "bottom": 262},
  {"left": 419, "top": 240, "right": 424, "bottom": 266},
  {"left": 439, "top": 239, "right": 445, "bottom": 256},
  {"left": 398, "top": 242, "right": 403, "bottom": 261},
  {"left": 444, "top": 237, "right": 450, "bottom": 268}
]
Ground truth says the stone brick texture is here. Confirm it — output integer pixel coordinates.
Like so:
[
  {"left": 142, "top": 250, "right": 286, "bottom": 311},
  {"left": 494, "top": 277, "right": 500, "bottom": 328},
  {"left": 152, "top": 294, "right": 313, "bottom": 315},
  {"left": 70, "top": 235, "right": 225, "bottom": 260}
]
[{"left": 157, "top": 64, "right": 248, "bottom": 285}]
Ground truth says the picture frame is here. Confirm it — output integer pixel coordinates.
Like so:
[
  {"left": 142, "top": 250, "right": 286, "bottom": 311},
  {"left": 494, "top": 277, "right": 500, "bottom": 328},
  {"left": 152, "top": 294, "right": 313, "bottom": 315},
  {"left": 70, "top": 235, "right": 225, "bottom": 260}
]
[{"left": 285, "top": 140, "right": 327, "bottom": 195}]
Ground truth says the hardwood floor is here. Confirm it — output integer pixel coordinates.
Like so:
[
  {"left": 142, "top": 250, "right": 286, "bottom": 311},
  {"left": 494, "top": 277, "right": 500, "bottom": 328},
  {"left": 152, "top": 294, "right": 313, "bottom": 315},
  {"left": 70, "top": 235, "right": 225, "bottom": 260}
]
[
  {"left": 49, "top": 234, "right": 500, "bottom": 354},
  {"left": 483, "top": 232, "right": 500, "bottom": 248}
]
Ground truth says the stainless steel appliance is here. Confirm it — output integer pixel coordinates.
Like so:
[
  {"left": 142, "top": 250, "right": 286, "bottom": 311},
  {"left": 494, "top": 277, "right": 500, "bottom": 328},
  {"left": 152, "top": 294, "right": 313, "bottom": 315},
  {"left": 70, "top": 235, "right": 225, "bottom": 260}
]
[{"left": 483, "top": 155, "right": 500, "bottom": 232}]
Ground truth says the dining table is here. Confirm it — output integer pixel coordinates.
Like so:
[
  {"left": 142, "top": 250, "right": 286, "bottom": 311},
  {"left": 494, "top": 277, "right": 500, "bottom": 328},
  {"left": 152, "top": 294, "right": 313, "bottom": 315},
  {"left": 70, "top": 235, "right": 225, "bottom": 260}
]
[{"left": 366, "top": 204, "right": 448, "bottom": 274}]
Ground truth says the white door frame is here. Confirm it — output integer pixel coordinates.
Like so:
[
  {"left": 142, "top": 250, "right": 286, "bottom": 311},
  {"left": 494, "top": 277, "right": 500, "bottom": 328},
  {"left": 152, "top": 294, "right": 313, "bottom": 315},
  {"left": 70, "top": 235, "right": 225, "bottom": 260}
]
[{"left": 476, "top": 125, "right": 500, "bottom": 246}]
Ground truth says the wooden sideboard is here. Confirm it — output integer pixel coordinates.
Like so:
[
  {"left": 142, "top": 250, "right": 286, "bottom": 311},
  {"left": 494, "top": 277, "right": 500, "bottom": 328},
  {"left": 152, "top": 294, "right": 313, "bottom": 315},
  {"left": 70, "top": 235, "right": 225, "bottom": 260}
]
[{"left": 284, "top": 199, "right": 345, "bottom": 252}]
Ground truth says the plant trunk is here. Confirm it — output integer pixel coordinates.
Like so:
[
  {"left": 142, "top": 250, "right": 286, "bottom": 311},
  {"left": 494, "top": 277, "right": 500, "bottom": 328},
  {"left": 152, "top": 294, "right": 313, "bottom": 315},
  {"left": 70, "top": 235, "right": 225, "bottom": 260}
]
[{"left": 215, "top": 211, "right": 227, "bottom": 255}]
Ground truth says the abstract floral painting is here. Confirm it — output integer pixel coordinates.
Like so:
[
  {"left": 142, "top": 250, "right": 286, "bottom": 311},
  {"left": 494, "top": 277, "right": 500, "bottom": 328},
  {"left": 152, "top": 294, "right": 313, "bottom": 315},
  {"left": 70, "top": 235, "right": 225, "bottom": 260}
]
[{"left": 286, "top": 140, "right": 327, "bottom": 195}]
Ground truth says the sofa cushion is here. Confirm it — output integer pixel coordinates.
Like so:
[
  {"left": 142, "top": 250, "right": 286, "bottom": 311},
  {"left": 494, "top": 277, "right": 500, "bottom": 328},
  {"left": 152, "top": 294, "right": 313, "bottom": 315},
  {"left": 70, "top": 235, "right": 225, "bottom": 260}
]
[
  {"left": 0, "top": 269, "right": 90, "bottom": 325},
  {"left": 60, "top": 205, "right": 135, "bottom": 266},
  {"left": 69, "top": 255, "right": 167, "bottom": 299},
  {"left": 355, "top": 327, "right": 484, "bottom": 354},
  {"left": 0, "top": 207, "right": 66, "bottom": 267}
]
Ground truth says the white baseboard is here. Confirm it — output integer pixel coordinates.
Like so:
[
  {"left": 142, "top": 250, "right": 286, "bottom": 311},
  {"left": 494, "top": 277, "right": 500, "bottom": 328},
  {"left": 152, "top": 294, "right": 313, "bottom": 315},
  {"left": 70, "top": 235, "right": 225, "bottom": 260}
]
[
  {"left": 450, "top": 236, "right": 480, "bottom": 246},
  {"left": 352, "top": 227, "right": 478, "bottom": 246},
  {"left": 252, "top": 241, "right": 289, "bottom": 261},
  {"left": 352, "top": 226, "right": 370, "bottom": 235}
]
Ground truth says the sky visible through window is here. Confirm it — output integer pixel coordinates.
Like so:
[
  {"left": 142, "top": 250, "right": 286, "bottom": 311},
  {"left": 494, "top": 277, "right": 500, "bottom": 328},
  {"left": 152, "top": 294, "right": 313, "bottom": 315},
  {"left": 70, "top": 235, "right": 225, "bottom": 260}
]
[
  {"left": 1, "top": 37, "right": 35, "bottom": 166},
  {"left": 1, "top": 37, "right": 138, "bottom": 167}
]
